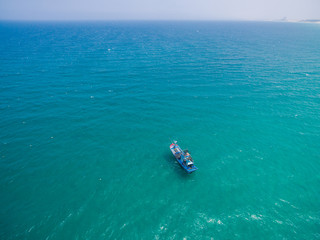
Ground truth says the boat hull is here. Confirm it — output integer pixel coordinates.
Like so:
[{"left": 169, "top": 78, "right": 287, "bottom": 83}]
[{"left": 170, "top": 143, "right": 198, "bottom": 173}]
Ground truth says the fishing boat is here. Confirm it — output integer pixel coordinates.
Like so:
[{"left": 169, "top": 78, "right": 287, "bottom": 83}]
[{"left": 170, "top": 141, "right": 198, "bottom": 173}]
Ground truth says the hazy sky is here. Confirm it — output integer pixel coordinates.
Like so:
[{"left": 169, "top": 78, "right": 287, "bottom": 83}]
[{"left": 0, "top": 0, "right": 319, "bottom": 21}]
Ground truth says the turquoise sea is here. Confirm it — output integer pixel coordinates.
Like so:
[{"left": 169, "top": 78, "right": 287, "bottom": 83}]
[{"left": 1, "top": 21, "right": 320, "bottom": 239}]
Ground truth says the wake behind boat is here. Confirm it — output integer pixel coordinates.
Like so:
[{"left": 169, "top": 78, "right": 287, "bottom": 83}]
[{"left": 170, "top": 141, "right": 198, "bottom": 173}]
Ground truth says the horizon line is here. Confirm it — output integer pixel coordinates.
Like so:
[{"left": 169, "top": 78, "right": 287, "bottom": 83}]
[{"left": 0, "top": 18, "right": 301, "bottom": 22}]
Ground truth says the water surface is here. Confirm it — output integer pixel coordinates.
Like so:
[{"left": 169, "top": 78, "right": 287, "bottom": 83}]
[{"left": 1, "top": 21, "right": 320, "bottom": 239}]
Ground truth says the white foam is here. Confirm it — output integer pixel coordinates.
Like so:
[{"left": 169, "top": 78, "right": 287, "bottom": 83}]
[
  {"left": 279, "top": 199, "right": 290, "bottom": 204},
  {"left": 251, "top": 214, "right": 262, "bottom": 220},
  {"left": 207, "top": 218, "right": 223, "bottom": 225},
  {"left": 207, "top": 218, "right": 215, "bottom": 223},
  {"left": 120, "top": 223, "right": 127, "bottom": 230},
  {"left": 28, "top": 225, "right": 35, "bottom": 232}
]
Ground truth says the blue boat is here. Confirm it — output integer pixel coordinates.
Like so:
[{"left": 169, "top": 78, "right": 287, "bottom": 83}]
[{"left": 170, "top": 141, "right": 198, "bottom": 173}]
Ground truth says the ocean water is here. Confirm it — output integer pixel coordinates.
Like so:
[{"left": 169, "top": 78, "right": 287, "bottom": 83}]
[{"left": 0, "top": 21, "right": 320, "bottom": 239}]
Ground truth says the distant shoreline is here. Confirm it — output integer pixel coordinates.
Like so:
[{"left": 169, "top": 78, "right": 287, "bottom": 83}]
[{"left": 272, "top": 19, "right": 320, "bottom": 24}]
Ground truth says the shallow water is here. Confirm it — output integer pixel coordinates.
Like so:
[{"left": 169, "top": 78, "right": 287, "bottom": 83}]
[{"left": 1, "top": 21, "right": 320, "bottom": 239}]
